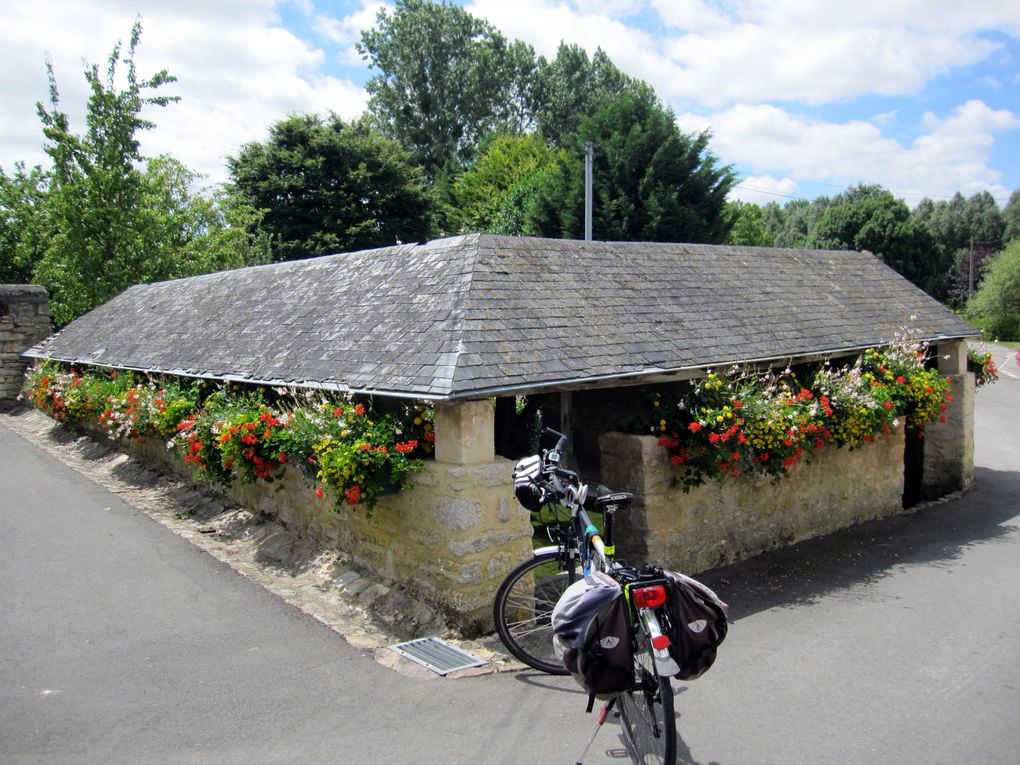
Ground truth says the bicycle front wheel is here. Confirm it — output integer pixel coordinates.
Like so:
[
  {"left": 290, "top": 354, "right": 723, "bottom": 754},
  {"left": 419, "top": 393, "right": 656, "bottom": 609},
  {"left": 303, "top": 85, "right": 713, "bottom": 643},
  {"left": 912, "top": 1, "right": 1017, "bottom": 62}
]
[
  {"left": 492, "top": 550, "right": 577, "bottom": 674},
  {"left": 618, "top": 628, "right": 677, "bottom": 764}
]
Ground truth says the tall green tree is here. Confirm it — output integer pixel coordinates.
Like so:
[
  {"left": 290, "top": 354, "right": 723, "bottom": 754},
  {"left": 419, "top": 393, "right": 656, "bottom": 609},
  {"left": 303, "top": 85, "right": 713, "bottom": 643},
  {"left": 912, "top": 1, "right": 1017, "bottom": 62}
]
[
  {"left": 1000, "top": 189, "right": 1020, "bottom": 245},
  {"left": 0, "top": 163, "right": 49, "bottom": 284},
  {"left": 27, "top": 21, "right": 264, "bottom": 326},
  {"left": 726, "top": 201, "right": 774, "bottom": 247},
  {"left": 761, "top": 198, "right": 831, "bottom": 248},
  {"left": 967, "top": 240, "right": 1020, "bottom": 340},
  {"left": 914, "top": 191, "right": 1004, "bottom": 257},
  {"left": 913, "top": 191, "right": 1005, "bottom": 306},
  {"left": 226, "top": 113, "right": 431, "bottom": 261},
  {"left": 525, "top": 85, "right": 735, "bottom": 243},
  {"left": 33, "top": 20, "right": 179, "bottom": 324},
  {"left": 809, "top": 184, "right": 946, "bottom": 299},
  {"left": 531, "top": 43, "right": 633, "bottom": 147},
  {"left": 358, "top": 0, "right": 538, "bottom": 179},
  {"left": 445, "top": 132, "right": 563, "bottom": 233}
]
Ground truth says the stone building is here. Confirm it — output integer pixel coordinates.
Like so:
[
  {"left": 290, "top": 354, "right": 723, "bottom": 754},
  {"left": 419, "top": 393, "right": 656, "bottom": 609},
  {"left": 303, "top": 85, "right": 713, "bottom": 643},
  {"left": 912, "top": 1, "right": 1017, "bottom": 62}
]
[
  {"left": 23, "top": 234, "right": 979, "bottom": 629},
  {"left": 1, "top": 285, "right": 51, "bottom": 408}
]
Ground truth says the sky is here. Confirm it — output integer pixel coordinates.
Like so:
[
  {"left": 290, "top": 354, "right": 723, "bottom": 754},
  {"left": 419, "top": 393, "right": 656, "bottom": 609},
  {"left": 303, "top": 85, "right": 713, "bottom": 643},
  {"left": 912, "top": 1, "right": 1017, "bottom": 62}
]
[{"left": 2, "top": 0, "right": 1019, "bottom": 208}]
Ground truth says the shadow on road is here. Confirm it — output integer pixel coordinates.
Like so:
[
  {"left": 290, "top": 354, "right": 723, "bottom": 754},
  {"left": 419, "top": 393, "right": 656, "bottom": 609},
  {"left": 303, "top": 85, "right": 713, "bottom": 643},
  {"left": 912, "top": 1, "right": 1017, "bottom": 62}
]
[{"left": 696, "top": 466, "right": 1020, "bottom": 621}]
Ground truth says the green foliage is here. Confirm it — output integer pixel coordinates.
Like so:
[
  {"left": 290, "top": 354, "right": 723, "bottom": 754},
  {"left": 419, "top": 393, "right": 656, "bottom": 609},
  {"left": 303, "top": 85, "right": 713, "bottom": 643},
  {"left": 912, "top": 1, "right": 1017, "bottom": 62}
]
[
  {"left": 726, "top": 201, "right": 774, "bottom": 246},
  {"left": 761, "top": 198, "right": 831, "bottom": 248},
  {"left": 913, "top": 190, "right": 1005, "bottom": 306},
  {"left": 0, "top": 163, "right": 49, "bottom": 283},
  {"left": 18, "top": 21, "right": 265, "bottom": 325},
  {"left": 808, "top": 184, "right": 946, "bottom": 299},
  {"left": 23, "top": 362, "right": 432, "bottom": 512},
  {"left": 525, "top": 85, "right": 735, "bottom": 243},
  {"left": 358, "top": 0, "right": 538, "bottom": 179},
  {"left": 226, "top": 113, "right": 431, "bottom": 261},
  {"left": 445, "top": 132, "right": 563, "bottom": 233},
  {"left": 1002, "top": 189, "right": 1020, "bottom": 245},
  {"left": 531, "top": 44, "right": 634, "bottom": 147},
  {"left": 967, "top": 241, "right": 1020, "bottom": 340}
]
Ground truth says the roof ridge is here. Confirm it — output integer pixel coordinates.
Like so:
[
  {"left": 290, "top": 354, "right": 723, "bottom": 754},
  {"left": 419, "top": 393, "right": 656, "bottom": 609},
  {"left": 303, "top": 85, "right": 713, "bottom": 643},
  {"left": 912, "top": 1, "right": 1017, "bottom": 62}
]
[{"left": 426, "top": 235, "right": 483, "bottom": 397}]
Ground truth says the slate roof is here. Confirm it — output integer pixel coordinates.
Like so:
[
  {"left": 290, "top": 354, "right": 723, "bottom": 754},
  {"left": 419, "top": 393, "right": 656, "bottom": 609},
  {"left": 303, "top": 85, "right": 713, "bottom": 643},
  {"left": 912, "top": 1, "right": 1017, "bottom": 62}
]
[{"left": 26, "top": 234, "right": 978, "bottom": 400}]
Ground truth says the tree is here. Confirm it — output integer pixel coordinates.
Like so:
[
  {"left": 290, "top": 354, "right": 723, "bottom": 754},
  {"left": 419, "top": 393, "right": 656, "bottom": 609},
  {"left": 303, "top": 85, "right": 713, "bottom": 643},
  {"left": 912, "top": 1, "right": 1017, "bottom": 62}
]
[
  {"left": 525, "top": 85, "right": 735, "bottom": 243},
  {"left": 726, "top": 201, "right": 774, "bottom": 247},
  {"left": 809, "top": 184, "right": 946, "bottom": 299},
  {"left": 912, "top": 191, "right": 1005, "bottom": 306},
  {"left": 531, "top": 43, "right": 633, "bottom": 147},
  {"left": 967, "top": 240, "right": 1020, "bottom": 340},
  {"left": 25, "top": 21, "right": 267, "bottom": 326},
  {"left": 0, "top": 163, "right": 49, "bottom": 283},
  {"left": 446, "top": 132, "right": 563, "bottom": 233},
  {"left": 1002, "top": 189, "right": 1020, "bottom": 245},
  {"left": 761, "top": 198, "right": 831, "bottom": 248},
  {"left": 914, "top": 191, "right": 1004, "bottom": 260},
  {"left": 226, "top": 113, "right": 431, "bottom": 261},
  {"left": 358, "top": 0, "right": 538, "bottom": 179}
]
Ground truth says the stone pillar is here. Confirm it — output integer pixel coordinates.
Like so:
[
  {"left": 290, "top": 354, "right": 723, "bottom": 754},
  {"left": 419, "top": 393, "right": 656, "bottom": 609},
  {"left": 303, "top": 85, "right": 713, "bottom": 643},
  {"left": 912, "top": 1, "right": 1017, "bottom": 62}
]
[
  {"left": 0, "top": 285, "right": 51, "bottom": 407},
  {"left": 434, "top": 399, "right": 495, "bottom": 465},
  {"left": 922, "top": 339, "right": 974, "bottom": 497}
]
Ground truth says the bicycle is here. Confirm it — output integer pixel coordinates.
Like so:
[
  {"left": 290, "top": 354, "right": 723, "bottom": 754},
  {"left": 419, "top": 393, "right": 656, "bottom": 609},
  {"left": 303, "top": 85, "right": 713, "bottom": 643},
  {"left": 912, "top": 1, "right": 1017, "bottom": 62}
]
[{"left": 493, "top": 428, "right": 680, "bottom": 764}]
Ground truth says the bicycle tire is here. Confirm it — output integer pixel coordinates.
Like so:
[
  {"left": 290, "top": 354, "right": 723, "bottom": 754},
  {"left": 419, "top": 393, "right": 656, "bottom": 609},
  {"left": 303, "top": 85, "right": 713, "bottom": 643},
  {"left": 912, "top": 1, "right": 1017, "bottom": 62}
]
[
  {"left": 492, "top": 550, "right": 577, "bottom": 674},
  {"left": 618, "top": 628, "right": 677, "bottom": 764}
]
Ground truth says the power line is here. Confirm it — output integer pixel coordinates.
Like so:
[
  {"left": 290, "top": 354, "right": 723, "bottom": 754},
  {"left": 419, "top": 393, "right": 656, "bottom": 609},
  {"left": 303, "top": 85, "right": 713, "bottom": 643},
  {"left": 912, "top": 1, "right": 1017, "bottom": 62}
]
[{"left": 732, "top": 180, "right": 1000, "bottom": 205}]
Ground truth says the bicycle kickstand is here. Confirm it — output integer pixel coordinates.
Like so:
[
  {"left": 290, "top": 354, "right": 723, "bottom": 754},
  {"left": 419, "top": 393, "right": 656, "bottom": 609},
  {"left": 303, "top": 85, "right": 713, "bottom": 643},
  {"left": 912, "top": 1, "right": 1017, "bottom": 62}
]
[{"left": 574, "top": 696, "right": 616, "bottom": 765}]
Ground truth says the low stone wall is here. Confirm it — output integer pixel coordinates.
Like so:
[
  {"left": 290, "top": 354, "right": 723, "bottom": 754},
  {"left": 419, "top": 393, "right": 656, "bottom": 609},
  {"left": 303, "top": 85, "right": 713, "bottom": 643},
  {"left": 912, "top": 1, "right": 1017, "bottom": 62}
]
[
  {"left": 118, "top": 433, "right": 532, "bottom": 634},
  {"left": 599, "top": 428, "right": 907, "bottom": 574},
  {"left": 0, "top": 285, "right": 51, "bottom": 406}
]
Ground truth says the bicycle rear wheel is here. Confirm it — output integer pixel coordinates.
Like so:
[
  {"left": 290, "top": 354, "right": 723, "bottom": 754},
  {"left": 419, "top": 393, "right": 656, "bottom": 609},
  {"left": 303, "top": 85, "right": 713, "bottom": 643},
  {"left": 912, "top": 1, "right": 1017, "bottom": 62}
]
[
  {"left": 618, "top": 628, "right": 677, "bottom": 764},
  {"left": 492, "top": 550, "right": 577, "bottom": 674}
]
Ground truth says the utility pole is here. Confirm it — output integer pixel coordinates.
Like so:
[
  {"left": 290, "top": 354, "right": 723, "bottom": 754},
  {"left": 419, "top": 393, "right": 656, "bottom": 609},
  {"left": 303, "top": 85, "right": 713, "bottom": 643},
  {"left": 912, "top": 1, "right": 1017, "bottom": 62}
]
[
  {"left": 584, "top": 142, "right": 593, "bottom": 242},
  {"left": 969, "top": 237, "right": 975, "bottom": 297}
]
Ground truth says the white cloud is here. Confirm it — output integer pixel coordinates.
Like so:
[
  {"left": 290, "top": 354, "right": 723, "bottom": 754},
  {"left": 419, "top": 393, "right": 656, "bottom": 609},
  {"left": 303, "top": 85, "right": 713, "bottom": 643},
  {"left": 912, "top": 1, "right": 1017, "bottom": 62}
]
[
  {"left": 0, "top": 0, "right": 367, "bottom": 187},
  {"left": 315, "top": 2, "right": 390, "bottom": 66},
  {"left": 682, "top": 100, "right": 1020, "bottom": 205},
  {"left": 470, "top": 0, "right": 1020, "bottom": 108}
]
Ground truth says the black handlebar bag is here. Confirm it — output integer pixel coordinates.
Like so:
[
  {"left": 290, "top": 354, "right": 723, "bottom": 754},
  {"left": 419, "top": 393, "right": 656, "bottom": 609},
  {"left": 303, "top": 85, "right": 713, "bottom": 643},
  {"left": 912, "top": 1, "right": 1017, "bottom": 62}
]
[{"left": 513, "top": 455, "right": 546, "bottom": 511}]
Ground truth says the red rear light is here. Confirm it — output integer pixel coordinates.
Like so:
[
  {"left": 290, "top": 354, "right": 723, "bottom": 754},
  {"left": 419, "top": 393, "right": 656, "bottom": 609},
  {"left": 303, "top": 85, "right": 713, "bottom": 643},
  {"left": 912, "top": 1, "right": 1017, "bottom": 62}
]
[
  {"left": 632, "top": 584, "right": 667, "bottom": 609},
  {"left": 652, "top": 634, "right": 671, "bottom": 650}
]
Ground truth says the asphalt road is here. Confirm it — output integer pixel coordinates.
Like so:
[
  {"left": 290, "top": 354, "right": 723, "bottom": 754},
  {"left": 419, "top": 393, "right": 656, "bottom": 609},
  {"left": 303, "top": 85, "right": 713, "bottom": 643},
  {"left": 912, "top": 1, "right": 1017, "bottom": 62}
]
[{"left": 2, "top": 354, "right": 1019, "bottom": 764}]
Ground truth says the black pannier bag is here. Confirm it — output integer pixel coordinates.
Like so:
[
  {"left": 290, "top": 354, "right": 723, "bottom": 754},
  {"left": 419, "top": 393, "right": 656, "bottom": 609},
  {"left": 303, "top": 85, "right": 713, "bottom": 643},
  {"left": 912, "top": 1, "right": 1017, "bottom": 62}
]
[
  {"left": 552, "top": 571, "right": 634, "bottom": 706},
  {"left": 513, "top": 455, "right": 546, "bottom": 512},
  {"left": 662, "top": 570, "right": 729, "bottom": 680}
]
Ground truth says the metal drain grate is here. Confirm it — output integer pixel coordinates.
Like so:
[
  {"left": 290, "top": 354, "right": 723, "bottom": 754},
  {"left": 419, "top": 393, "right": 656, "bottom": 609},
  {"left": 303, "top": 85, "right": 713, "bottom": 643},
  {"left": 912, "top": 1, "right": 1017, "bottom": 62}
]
[{"left": 389, "top": 637, "right": 487, "bottom": 675}]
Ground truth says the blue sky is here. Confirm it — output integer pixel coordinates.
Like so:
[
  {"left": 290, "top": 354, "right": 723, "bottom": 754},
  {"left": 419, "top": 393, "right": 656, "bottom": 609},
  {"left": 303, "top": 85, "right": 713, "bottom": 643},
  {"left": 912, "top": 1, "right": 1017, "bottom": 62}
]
[{"left": 3, "top": 0, "right": 1018, "bottom": 208}]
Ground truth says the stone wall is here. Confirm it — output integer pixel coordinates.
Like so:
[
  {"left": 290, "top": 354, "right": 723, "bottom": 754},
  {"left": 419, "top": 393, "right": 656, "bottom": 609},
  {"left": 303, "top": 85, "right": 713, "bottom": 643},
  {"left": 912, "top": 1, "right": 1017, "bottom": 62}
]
[
  {"left": 599, "top": 428, "right": 906, "bottom": 574},
  {"left": 117, "top": 433, "right": 532, "bottom": 635},
  {"left": 922, "top": 342, "right": 976, "bottom": 499},
  {"left": 0, "top": 285, "right": 51, "bottom": 406}
]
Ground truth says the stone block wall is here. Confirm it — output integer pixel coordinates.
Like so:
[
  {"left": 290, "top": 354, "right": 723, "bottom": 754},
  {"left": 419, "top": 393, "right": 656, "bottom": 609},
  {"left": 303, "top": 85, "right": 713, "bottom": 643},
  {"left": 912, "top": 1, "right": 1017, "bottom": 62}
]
[
  {"left": 0, "top": 285, "right": 51, "bottom": 406},
  {"left": 921, "top": 342, "right": 976, "bottom": 499},
  {"left": 599, "top": 428, "right": 906, "bottom": 574},
  {"left": 118, "top": 434, "right": 532, "bottom": 634}
]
